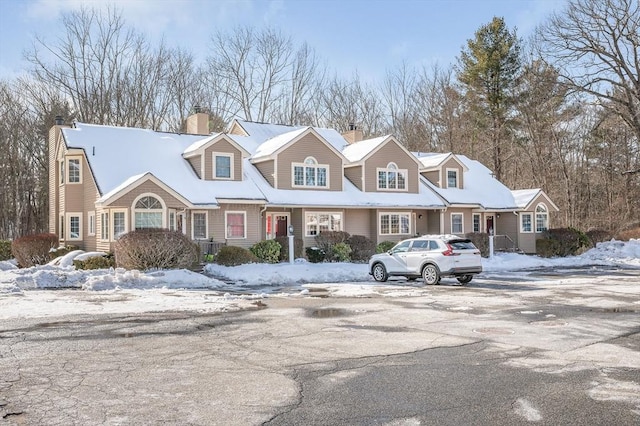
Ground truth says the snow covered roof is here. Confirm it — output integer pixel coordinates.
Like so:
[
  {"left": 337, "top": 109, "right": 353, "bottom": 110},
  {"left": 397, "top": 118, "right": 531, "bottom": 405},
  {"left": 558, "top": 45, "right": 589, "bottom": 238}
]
[
  {"left": 342, "top": 136, "right": 389, "bottom": 163},
  {"left": 423, "top": 155, "right": 518, "bottom": 210},
  {"left": 512, "top": 189, "right": 542, "bottom": 209},
  {"left": 251, "top": 127, "right": 310, "bottom": 160},
  {"left": 62, "top": 123, "right": 266, "bottom": 206}
]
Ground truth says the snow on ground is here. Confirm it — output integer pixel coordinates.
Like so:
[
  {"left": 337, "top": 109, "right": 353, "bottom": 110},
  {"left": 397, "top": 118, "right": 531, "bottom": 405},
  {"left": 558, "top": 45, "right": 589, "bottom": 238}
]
[{"left": 0, "top": 239, "right": 638, "bottom": 319}]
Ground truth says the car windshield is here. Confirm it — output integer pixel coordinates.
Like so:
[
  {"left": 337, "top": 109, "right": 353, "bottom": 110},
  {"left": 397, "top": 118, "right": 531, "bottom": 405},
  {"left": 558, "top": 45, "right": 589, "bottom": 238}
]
[{"left": 448, "top": 239, "right": 477, "bottom": 250}]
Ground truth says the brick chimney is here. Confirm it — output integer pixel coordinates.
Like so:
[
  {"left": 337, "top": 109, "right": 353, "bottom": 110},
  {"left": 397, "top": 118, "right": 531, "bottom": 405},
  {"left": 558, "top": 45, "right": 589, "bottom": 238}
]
[
  {"left": 186, "top": 106, "right": 210, "bottom": 135},
  {"left": 342, "top": 123, "right": 364, "bottom": 144}
]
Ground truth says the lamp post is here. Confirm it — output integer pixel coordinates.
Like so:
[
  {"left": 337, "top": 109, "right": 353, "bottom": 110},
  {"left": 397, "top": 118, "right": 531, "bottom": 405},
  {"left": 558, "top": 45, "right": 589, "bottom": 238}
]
[{"left": 288, "top": 225, "right": 294, "bottom": 264}]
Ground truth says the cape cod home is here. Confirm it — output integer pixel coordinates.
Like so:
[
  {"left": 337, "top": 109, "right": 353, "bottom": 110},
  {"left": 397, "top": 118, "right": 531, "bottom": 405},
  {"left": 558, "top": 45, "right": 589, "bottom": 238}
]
[{"left": 48, "top": 112, "right": 558, "bottom": 256}]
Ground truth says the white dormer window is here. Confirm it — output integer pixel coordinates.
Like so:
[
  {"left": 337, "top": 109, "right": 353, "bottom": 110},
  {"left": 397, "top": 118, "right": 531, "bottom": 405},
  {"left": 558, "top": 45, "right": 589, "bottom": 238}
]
[
  {"left": 446, "top": 169, "right": 458, "bottom": 188},
  {"left": 213, "top": 152, "right": 234, "bottom": 180},
  {"left": 377, "top": 162, "right": 407, "bottom": 191},
  {"left": 293, "top": 157, "right": 328, "bottom": 188}
]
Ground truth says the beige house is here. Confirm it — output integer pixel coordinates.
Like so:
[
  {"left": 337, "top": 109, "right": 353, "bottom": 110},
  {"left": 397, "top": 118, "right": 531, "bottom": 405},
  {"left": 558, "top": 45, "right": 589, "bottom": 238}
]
[{"left": 48, "top": 113, "right": 558, "bottom": 255}]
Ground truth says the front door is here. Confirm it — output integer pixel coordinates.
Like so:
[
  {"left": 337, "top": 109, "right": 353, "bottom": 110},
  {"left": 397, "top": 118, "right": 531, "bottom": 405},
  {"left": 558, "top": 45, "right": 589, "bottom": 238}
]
[
  {"left": 275, "top": 215, "right": 288, "bottom": 237},
  {"left": 486, "top": 215, "right": 494, "bottom": 235}
]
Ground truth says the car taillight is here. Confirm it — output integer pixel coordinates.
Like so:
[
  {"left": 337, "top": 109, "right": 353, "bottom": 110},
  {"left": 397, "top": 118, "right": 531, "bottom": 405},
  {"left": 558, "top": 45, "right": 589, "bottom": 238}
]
[{"left": 442, "top": 244, "right": 459, "bottom": 256}]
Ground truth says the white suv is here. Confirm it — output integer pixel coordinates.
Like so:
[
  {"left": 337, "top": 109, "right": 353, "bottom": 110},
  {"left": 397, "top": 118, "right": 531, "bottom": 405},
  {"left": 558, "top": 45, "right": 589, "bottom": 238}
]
[{"left": 368, "top": 235, "right": 482, "bottom": 285}]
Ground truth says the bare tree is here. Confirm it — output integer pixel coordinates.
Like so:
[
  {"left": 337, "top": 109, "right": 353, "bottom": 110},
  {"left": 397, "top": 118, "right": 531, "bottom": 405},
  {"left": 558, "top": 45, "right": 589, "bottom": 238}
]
[{"left": 537, "top": 0, "right": 640, "bottom": 145}]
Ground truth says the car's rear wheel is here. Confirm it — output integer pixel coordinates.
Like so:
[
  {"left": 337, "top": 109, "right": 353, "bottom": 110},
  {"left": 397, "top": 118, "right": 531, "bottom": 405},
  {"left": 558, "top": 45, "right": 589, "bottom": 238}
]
[
  {"left": 372, "top": 263, "right": 388, "bottom": 282},
  {"left": 457, "top": 275, "right": 473, "bottom": 285},
  {"left": 422, "top": 264, "right": 440, "bottom": 285}
]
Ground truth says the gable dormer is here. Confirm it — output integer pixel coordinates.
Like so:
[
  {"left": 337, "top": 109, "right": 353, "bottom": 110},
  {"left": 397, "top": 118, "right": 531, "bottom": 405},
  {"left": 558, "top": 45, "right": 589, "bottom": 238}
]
[
  {"left": 182, "top": 134, "right": 250, "bottom": 182},
  {"left": 343, "top": 135, "right": 422, "bottom": 193},
  {"left": 250, "top": 127, "right": 346, "bottom": 191},
  {"left": 418, "top": 153, "right": 468, "bottom": 189}
]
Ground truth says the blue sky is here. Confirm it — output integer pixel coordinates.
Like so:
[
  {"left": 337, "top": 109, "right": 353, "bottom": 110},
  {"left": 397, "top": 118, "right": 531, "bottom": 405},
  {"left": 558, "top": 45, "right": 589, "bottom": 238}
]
[{"left": 0, "top": 0, "right": 567, "bottom": 81}]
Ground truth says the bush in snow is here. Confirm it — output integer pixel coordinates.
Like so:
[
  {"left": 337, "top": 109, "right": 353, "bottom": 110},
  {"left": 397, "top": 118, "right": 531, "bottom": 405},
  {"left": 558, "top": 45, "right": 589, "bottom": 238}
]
[
  {"left": 50, "top": 245, "right": 80, "bottom": 259},
  {"left": 537, "top": 227, "right": 590, "bottom": 257},
  {"left": 305, "top": 246, "right": 326, "bottom": 263},
  {"left": 74, "top": 253, "right": 115, "bottom": 270},
  {"left": 347, "top": 235, "right": 376, "bottom": 262},
  {"left": 465, "top": 233, "right": 489, "bottom": 257},
  {"left": 114, "top": 229, "right": 199, "bottom": 270},
  {"left": 332, "top": 242, "right": 352, "bottom": 262},
  {"left": 376, "top": 240, "right": 396, "bottom": 253},
  {"left": 314, "top": 231, "right": 350, "bottom": 262},
  {"left": 11, "top": 233, "right": 59, "bottom": 267},
  {"left": 0, "top": 240, "right": 12, "bottom": 261},
  {"left": 275, "top": 236, "right": 303, "bottom": 261},
  {"left": 250, "top": 239, "right": 281, "bottom": 263},
  {"left": 585, "top": 229, "right": 613, "bottom": 247},
  {"left": 216, "top": 246, "right": 258, "bottom": 266}
]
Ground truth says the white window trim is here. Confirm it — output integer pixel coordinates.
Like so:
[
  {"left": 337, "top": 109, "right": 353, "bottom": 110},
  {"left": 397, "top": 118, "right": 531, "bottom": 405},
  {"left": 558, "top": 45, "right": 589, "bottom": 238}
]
[
  {"left": 66, "top": 212, "right": 83, "bottom": 241},
  {"left": 450, "top": 212, "right": 464, "bottom": 234},
  {"left": 191, "top": 211, "right": 208, "bottom": 240},
  {"left": 376, "top": 163, "right": 408, "bottom": 192},
  {"left": 132, "top": 193, "right": 166, "bottom": 230},
  {"left": 520, "top": 212, "right": 533, "bottom": 233},
  {"left": 225, "top": 211, "right": 247, "bottom": 239},
  {"left": 378, "top": 212, "right": 412, "bottom": 236},
  {"left": 212, "top": 152, "right": 234, "bottom": 180},
  {"left": 169, "top": 210, "right": 176, "bottom": 232},
  {"left": 305, "top": 211, "right": 343, "bottom": 237},
  {"left": 111, "top": 208, "right": 128, "bottom": 241},
  {"left": 88, "top": 211, "right": 96, "bottom": 236},
  {"left": 66, "top": 156, "right": 83, "bottom": 184},
  {"left": 446, "top": 168, "right": 458, "bottom": 189},
  {"left": 99, "top": 212, "right": 109, "bottom": 242},
  {"left": 535, "top": 203, "right": 549, "bottom": 233},
  {"left": 292, "top": 157, "right": 330, "bottom": 188},
  {"left": 472, "top": 213, "right": 481, "bottom": 233}
]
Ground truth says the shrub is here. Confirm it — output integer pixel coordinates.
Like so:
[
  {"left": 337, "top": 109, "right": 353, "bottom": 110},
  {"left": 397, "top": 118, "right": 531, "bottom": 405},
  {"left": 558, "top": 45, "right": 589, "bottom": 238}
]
[
  {"left": 305, "top": 246, "right": 326, "bottom": 263},
  {"left": 347, "top": 235, "right": 375, "bottom": 262},
  {"left": 332, "top": 242, "right": 352, "bottom": 262},
  {"left": 11, "top": 233, "right": 58, "bottom": 267},
  {"left": 585, "top": 229, "right": 613, "bottom": 246},
  {"left": 466, "top": 233, "right": 489, "bottom": 257},
  {"left": 276, "top": 236, "right": 303, "bottom": 261},
  {"left": 74, "top": 253, "right": 116, "bottom": 270},
  {"left": 536, "top": 227, "right": 590, "bottom": 257},
  {"left": 315, "top": 231, "right": 350, "bottom": 261},
  {"left": 114, "top": 229, "right": 199, "bottom": 270},
  {"left": 216, "top": 246, "right": 258, "bottom": 266},
  {"left": 376, "top": 241, "right": 396, "bottom": 253},
  {"left": 0, "top": 240, "right": 12, "bottom": 261},
  {"left": 250, "top": 239, "right": 282, "bottom": 263}
]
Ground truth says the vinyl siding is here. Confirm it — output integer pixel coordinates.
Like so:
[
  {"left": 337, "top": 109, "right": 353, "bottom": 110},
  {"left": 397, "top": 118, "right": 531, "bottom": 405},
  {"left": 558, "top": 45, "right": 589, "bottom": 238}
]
[
  {"left": 299, "top": 208, "right": 345, "bottom": 248},
  {"left": 254, "top": 160, "right": 275, "bottom": 187},
  {"left": 277, "top": 133, "right": 343, "bottom": 191},
  {"left": 203, "top": 140, "right": 242, "bottom": 181},
  {"left": 364, "top": 143, "right": 418, "bottom": 193},
  {"left": 421, "top": 170, "right": 439, "bottom": 187},
  {"left": 426, "top": 211, "right": 441, "bottom": 234},
  {"left": 443, "top": 208, "right": 474, "bottom": 236},
  {"left": 108, "top": 181, "right": 189, "bottom": 210},
  {"left": 344, "top": 209, "right": 370, "bottom": 238},
  {"left": 210, "top": 204, "right": 262, "bottom": 248},
  {"left": 187, "top": 156, "right": 202, "bottom": 179},
  {"left": 441, "top": 157, "right": 464, "bottom": 189},
  {"left": 344, "top": 165, "right": 363, "bottom": 191}
]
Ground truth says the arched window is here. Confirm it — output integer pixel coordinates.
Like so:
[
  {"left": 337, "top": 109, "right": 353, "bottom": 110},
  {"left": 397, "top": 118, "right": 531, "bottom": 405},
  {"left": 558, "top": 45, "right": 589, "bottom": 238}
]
[
  {"left": 293, "top": 156, "right": 328, "bottom": 187},
  {"left": 535, "top": 203, "right": 548, "bottom": 232},
  {"left": 377, "top": 162, "right": 407, "bottom": 190},
  {"left": 133, "top": 195, "right": 165, "bottom": 229}
]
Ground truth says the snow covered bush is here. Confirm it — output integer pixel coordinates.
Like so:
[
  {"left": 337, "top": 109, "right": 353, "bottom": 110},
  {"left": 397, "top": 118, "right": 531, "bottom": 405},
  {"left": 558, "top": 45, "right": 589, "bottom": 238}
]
[
  {"left": 73, "top": 254, "right": 115, "bottom": 270},
  {"left": 347, "top": 235, "right": 375, "bottom": 262},
  {"left": 11, "top": 233, "right": 58, "bottom": 267},
  {"left": 215, "top": 246, "right": 257, "bottom": 266},
  {"left": 114, "top": 229, "right": 199, "bottom": 270},
  {"left": 250, "top": 239, "right": 281, "bottom": 263},
  {"left": 0, "top": 240, "right": 12, "bottom": 261}
]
